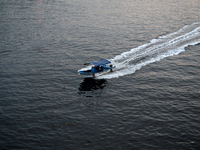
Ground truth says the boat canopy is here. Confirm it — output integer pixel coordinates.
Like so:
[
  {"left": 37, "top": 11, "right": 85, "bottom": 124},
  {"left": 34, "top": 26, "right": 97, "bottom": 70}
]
[{"left": 84, "top": 59, "right": 111, "bottom": 66}]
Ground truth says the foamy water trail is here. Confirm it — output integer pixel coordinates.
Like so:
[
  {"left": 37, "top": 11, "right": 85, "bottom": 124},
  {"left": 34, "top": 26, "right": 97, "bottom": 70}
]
[{"left": 97, "top": 22, "right": 200, "bottom": 79}]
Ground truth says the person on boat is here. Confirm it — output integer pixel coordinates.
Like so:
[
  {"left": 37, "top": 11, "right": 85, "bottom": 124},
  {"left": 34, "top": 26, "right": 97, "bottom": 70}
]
[
  {"left": 96, "top": 66, "right": 99, "bottom": 71},
  {"left": 91, "top": 66, "right": 96, "bottom": 73},
  {"left": 100, "top": 65, "right": 103, "bottom": 71}
]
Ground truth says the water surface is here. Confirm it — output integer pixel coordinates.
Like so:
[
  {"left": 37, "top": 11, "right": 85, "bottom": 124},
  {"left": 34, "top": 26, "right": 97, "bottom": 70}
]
[{"left": 0, "top": 0, "right": 200, "bottom": 149}]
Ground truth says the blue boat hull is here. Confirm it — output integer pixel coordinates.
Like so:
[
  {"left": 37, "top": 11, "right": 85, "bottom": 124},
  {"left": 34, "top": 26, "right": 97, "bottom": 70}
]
[{"left": 78, "top": 67, "right": 115, "bottom": 78}]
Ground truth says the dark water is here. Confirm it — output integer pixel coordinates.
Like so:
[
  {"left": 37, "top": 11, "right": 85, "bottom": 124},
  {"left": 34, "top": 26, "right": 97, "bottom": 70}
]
[{"left": 1, "top": 0, "right": 200, "bottom": 149}]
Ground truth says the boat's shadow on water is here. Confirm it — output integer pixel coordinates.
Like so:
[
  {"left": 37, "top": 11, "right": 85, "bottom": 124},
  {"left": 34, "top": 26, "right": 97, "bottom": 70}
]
[
  {"left": 77, "top": 79, "right": 107, "bottom": 107},
  {"left": 78, "top": 78, "right": 107, "bottom": 91}
]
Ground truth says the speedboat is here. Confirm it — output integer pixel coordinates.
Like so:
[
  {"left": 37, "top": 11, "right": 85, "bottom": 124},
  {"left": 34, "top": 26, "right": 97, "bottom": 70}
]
[{"left": 78, "top": 59, "right": 115, "bottom": 78}]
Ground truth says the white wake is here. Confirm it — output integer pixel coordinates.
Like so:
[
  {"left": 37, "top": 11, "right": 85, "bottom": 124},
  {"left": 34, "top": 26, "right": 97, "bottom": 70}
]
[{"left": 97, "top": 22, "right": 200, "bottom": 79}]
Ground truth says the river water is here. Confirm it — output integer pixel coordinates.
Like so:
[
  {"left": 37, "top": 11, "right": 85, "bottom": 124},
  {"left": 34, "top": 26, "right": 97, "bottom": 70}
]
[{"left": 0, "top": 0, "right": 200, "bottom": 149}]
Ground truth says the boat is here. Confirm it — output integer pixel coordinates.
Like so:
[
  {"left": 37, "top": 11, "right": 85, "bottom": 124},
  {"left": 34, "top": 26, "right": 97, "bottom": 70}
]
[{"left": 78, "top": 59, "right": 115, "bottom": 78}]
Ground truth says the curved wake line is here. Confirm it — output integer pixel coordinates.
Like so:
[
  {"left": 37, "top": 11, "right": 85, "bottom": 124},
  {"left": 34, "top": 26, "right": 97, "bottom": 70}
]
[{"left": 97, "top": 22, "right": 200, "bottom": 79}]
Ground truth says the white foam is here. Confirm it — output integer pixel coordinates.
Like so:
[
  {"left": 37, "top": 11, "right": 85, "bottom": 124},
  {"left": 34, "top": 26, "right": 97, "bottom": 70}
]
[{"left": 97, "top": 23, "right": 200, "bottom": 79}]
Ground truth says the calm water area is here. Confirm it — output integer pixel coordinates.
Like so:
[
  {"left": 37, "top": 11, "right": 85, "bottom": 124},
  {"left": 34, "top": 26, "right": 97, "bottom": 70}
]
[{"left": 0, "top": 0, "right": 200, "bottom": 149}]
